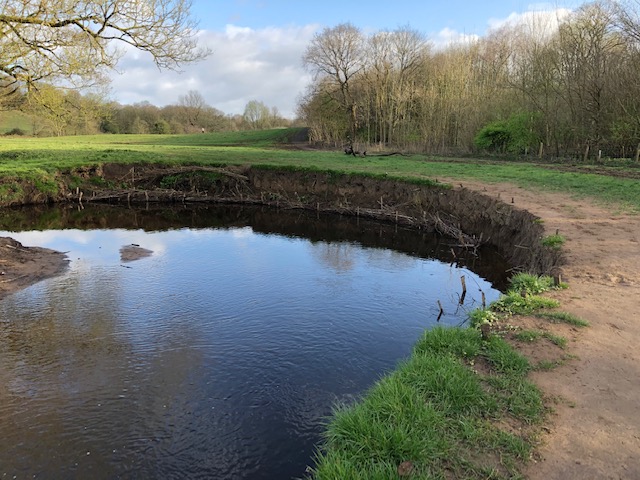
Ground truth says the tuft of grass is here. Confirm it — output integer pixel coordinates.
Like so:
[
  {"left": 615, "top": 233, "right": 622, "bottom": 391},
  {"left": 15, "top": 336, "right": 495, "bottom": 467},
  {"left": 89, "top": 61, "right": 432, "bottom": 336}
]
[
  {"left": 484, "top": 335, "right": 531, "bottom": 375},
  {"left": 542, "top": 234, "right": 566, "bottom": 249},
  {"left": 413, "top": 325, "right": 482, "bottom": 358},
  {"left": 534, "top": 353, "right": 579, "bottom": 372},
  {"left": 534, "top": 360, "right": 563, "bottom": 371},
  {"left": 514, "top": 329, "right": 567, "bottom": 348},
  {"left": 543, "top": 332, "right": 567, "bottom": 348},
  {"left": 534, "top": 311, "right": 589, "bottom": 327},
  {"left": 514, "top": 329, "right": 543, "bottom": 343}
]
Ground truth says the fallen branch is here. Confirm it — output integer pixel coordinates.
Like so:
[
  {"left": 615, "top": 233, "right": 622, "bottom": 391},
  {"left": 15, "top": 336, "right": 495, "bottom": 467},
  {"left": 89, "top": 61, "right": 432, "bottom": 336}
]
[{"left": 431, "top": 213, "right": 485, "bottom": 253}]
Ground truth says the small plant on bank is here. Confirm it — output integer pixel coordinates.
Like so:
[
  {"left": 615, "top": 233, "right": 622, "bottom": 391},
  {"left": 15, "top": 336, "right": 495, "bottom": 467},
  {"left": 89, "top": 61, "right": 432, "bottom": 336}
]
[
  {"left": 535, "top": 311, "right": 589, "bottom": 327},
  {"left": 542, "top": 233, "right": 566, "bottom": 249},
  {"left": 514, "top": 329, "right": 543, "bottom": 343},
  {"left": 509, "top": 272, "right": 556, "bottom": 295},
  {"left": 492, "top": 291, "right": 560, "bottom": 316},
  {"left": 468, "top": 308, "right": 500, "bottom": 327},
  {"left": 514, "top": 329, "right": 567, "bottom": 348}
]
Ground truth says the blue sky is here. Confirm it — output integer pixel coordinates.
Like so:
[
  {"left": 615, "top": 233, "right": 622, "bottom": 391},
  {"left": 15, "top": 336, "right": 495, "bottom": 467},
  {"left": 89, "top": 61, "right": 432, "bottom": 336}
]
[
  {"left": 108, "top": 0, "right": 583, "bottom": 118},
  {"left": 193, "top": 0, "right": 576, "bottom": 35}
]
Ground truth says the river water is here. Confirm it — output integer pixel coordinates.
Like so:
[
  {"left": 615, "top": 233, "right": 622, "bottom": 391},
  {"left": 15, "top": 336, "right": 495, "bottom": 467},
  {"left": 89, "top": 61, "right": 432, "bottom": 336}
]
[{"left": 0, "top": 204, "right": 506, "bottom": 479}]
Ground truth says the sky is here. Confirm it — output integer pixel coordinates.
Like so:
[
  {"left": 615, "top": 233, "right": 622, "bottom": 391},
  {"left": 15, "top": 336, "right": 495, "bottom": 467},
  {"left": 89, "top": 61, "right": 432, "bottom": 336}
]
[{"left": 107, "top": 0, "right": 585, "bottom": 118}]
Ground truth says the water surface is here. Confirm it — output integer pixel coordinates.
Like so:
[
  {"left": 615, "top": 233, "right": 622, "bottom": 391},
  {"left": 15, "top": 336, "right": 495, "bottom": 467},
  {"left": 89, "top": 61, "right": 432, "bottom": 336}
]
[{"left": 0, "top": 204, "right": 505, "bottom": 479}]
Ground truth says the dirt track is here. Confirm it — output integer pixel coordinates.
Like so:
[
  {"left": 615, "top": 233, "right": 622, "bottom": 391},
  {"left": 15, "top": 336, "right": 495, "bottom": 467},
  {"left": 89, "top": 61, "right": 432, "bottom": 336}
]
[
  {"left": 1, "top": 177, "right": 638, "bottom": 478},
  {"left": 454, "top": 181, "right": 640, "bottom": 479}
]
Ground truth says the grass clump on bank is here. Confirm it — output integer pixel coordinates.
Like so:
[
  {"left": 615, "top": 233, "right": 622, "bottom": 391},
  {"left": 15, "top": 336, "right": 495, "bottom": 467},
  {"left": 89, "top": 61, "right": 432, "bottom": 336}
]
[
  {"left": 310, "top": 327, "right": 542, "bottom": 479},
  {"left": 469, "top": 273, "right": 581, "bottom": 328}
]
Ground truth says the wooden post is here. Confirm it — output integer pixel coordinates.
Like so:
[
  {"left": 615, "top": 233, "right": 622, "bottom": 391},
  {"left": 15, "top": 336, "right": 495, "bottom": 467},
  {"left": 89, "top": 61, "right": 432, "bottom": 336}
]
[
  {"left": 437, "top": 300, "right": 444, "bottom": 322},
  {"left": 554, "top": 273, "right": 562, "bottom": 286},
  {"left": 459, "top": 275, "right": 467, "bottom": 306},
  {"left": 583, "top": 144, "right": 590, "bottom": 162},
  {"left": 481, "top": 291, "right": 486, "bottom": 309}
]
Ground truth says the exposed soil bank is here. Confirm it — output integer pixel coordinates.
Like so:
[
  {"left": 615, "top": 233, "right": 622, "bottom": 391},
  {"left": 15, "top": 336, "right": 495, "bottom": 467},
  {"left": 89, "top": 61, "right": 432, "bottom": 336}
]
[{"left": 52, "top": 164, "right": 562, "bottom": 276}]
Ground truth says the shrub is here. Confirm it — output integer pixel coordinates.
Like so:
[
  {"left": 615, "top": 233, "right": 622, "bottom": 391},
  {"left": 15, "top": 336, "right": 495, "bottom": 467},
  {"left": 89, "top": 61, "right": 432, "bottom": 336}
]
[
  {"left": 5, "top": 127, "right": 27, "bottom": 136},
  {"left": 508, "top": 273, "right": 555, "bottom": 295},
  {"left": 474, "top": 112, "right": 541, "bottom": 154}
]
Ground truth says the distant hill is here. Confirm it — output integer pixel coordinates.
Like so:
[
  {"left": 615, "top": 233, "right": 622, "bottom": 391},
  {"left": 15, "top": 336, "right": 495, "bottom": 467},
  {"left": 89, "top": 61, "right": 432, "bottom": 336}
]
[{"left": 0, "top": 111, "right": 33, "bottom": 135}]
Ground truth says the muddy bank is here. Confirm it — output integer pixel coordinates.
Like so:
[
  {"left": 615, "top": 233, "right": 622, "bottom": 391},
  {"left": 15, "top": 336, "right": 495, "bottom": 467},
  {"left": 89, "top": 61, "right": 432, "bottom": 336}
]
[{"left": 0, "top": 237, "right": 69, "bottom": 300}]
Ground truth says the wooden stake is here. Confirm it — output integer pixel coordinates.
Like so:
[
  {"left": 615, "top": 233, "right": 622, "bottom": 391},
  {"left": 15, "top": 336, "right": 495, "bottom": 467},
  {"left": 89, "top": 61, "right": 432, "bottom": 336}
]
[
  {"left": 437, "top": 300, "right": 444, "bottom": 322},
  {"left": 554, "top": 273, "right": 562, "bottom": 286}
]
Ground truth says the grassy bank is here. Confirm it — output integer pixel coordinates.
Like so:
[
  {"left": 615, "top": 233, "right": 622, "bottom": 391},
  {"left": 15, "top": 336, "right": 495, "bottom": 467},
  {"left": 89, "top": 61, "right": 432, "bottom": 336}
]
[
  {"left": 311, "top": 327, "right": 542, "bottom": 479},
  {"left": 310, "top": 273, "right": 585, "bottom": 479},
  {"left": 1, "top": 129, "right": 639, "bottom": 211}
]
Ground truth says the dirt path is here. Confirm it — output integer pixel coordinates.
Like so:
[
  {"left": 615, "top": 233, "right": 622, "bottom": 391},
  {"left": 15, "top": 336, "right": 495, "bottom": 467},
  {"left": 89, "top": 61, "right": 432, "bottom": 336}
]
[{"left": 454, "top": 181, "right": 640, "bottom": 479}]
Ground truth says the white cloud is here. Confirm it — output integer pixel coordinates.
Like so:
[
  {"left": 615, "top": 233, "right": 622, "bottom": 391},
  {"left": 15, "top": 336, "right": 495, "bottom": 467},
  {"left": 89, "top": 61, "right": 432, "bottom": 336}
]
[
  {"left": 431, "top": 7, "right": 573, "bottom": 51},
  {"left": 431, "top": 27, "right": 480, "bottom": 49},
  {"left": 488, "top": 8, "right": 572, "bottom": 34},
  {"left": 108, "top": 24, "right": 318, "bottom": 118}
]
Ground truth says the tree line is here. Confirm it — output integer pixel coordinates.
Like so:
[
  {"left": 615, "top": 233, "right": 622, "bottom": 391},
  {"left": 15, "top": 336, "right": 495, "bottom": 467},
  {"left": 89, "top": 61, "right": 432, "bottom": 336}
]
[
  {"left": 1, "top": 89, "right": 292, "bottom": 136},
  {"left": 299, "top": 0, "right": 640, "bottom": 159}
]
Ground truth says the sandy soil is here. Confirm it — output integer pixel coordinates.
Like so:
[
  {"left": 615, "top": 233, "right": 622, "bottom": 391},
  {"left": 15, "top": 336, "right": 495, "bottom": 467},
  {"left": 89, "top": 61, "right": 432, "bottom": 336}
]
[
  {"left": 1, "top": 181, "right": 638, "bottom": 478},
  {"left": 453, "top": 181, "right": 640, "bottom": 479}
]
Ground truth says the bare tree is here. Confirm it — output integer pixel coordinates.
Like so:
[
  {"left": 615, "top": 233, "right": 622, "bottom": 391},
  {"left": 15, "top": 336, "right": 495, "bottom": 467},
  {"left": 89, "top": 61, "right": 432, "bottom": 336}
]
[
  {"left": 0, "top": 0, "right": 209, "bottom": 94},
  {"left": 243, "top": 100, "right": 271, "bottom": 130},
  {"left": 610, "top": 0, "right": 640, "bottom": 41},
  {"left": 178, "top": 89, "right": 207, "bottom": 129},
  {"left": 303, "top": 23, "right": 365, "bottom": 143}
]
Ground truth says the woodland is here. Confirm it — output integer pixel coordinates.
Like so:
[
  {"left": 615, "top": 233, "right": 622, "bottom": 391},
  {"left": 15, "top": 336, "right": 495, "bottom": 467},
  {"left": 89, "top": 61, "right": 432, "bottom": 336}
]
[{"left": 300, "top": 1, "right": 640, "bottom": 159}]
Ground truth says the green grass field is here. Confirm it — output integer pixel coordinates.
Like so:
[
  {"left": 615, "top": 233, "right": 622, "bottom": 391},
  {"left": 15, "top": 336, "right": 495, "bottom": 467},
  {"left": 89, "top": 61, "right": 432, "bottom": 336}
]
[{"left": 1, "top": 128, "right": 638, "bottom": 212}]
